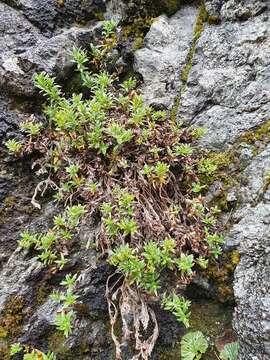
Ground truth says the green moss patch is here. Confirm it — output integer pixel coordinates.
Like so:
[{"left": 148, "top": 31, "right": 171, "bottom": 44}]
[{"left": 0, "top": 296, "right": 25, "bottom": 340}]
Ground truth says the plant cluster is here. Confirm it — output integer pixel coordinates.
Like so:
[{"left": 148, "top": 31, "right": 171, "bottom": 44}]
[
  {"left": 180, "top": 332, "right": 238, "bottom": 360},
  {"left": 6, "top": 20, "right": 225, "bottom": 359},
  {"left": 51, "top": 273, "right": 79, "bottom": 337},
  {"left": 110, "top": 239, "right": 198, "bottom": 297},
  {"left": 18, "top": 205, "right": 85, "bottom": 268},
  {"left": 10, "top": 343, "right": 56, "bottom": 360},
  {"left": 162, "top": 293, "right": 191, "bottom": 328},
  {"left": 181, "top": 331, "right": 208, "bottom": 360}
]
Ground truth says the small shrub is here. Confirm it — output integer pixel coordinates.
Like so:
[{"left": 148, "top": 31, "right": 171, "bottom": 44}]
[
  {"left": 7, "top": 19, "right": 224, "bottom": 359},
  {"left": 5, "top": 139, "right": 22, "bottom": 153},
  {"left": 50, "top": 273, "right": 79, "bottom": 338},
  {"left": 162, "top": 294, "right": 191, "bottom": 328},
  {"left": 102, "top": 19, "right": 117, "bottom": 38}
]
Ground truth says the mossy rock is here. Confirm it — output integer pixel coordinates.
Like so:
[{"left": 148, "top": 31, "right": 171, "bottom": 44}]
[
  {"left": 48, "top": 332, "right": 67, "bottom": 356},
  {"left": 202, "top": 251, "right": 240, "bottom": 303},
  {"left": 122, "top": 0, "right": 184, "bottom": 19},
  {"left": 156, "top": 0, "right": 182, "bottom": 16},
  {"left": 0, "top": 296, "right": 25, "bottom": 340},
  {"left": 0, "top": 343, "right": 10, "bottom": 360},
  {"left": 0, "top": 296, "right": 25, "bottom": 359},
  {"left": 48, "top": 331, "right": 91, "bottom": 359},
  {"left": 36, "top": 283, "right": 52, "bottom": 305},
  {"left": 181, "top": 2, "right": 208, "bottom": 83},
  {"left": 157, "top": 299, "right": 233, "bottom": 359}
]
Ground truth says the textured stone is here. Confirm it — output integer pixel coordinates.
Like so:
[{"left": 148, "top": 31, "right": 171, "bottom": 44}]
[
  {"left": 134, "top": 5, "right": 198, "bottom": 109},
  {"left": 239, "top": 142, "right": 270, "bottom": 204},
  {"left": 2, "top": 0, "right": 106, "bottom": 32},
  {"left": 107, "top": 0, "right": 183, "bottom": 20},
  {"left": 0, "top": 99, "right": 22, "bottom": 143},
  {"left": 1, "top": 24, "right": 102, "bottom": 97},
  {"left": 170, "top": 2, "right": 270, "bottom": 357},
  {"left": 1, "top": 0, "right": 270, "bottom": 358},
  {"left": 178, "top": 13, "right": 270, "bottom": 150},
  {"left": 16, "top": 263, "right": 115, "bottom": 359},
  {"left": 0, "top": 2, "right": 104, "bottom": 97},
  {"left": 232, "top": 203, "right": 270, "bottom": 359},
  {"left": 205, "top": 0, "right": 268, "bottom": 21},
  {"left": 221, "top": 0, "right": 268, "bottom": 21}
]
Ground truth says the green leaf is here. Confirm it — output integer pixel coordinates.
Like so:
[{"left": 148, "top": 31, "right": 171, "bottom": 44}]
[
  {"left": 55, "top": 311, "right": 74, "bottom": 338},
  {"left": 191, "top": 127, "right": 207, "bottom": 138},
  {"left": 63, "top": 289, "right": 79, "bottom": 307},
  {"left": 162, "top": 294, "right": 191, "bottom": 328},
  {"left": 152, "top": 110, "right": 166, "bottom": 122},
  {"left": 118, "top": 218, "right": 138, "bottom": 236},
  {"left": 174, "top": 144, "right": 193, "bottom": 157},
  {"left": 121, "top": 77, "right": 136, "bottom": 93},
  {"left": 43, "top": 351, "right": 57, "bottom": 360},
  {"left": 196, "top": 256, "right": 208, "bottom": 269},
  {"left": 18, "top": 231, "right": 38, "bottom": 249},
  {"left": 143, "top": 241, "right": 162, "bottom": 268},
  {"left": 198, "top": 158, "right": 217, "bottom": 175},
  {"left": 55, "top": 253, "right": 67, "bottom": 270},
  {"left": 5, "top": 139, "right": 22, "bottom": 153},
  {"left": 60, "top": 274, "right": 77, "bottom": 288},
  {"left": 109, "top": 244, "right": 135, "bottom": 267},
  {"left": 72, "top": 47, "right": 88, "bottom": 74},
  {"left": 23, "top": 353, "right": 38, "bottom": 360},
  {"left": 107, "top": 123, "right": 133, "bottom": 145},
  {"left": 66, "top": 164, "right": 80, "bottom": 178},
  {"left": 102, "top": 19, "right": 117, "bottom": 38},
  {"left": 20, "top": 121, "right": 42, "bottom": 136},
  {"left": 220, "top": 342, "right": 239, "bottom": 360},
  {"left": 175, "top": 254, "right": 194, "bottom": 275},
  {"left": 181, "top": 331, "right": 208, "bottom": 360},
  {"left": 192, "top": 182, "right": 206, "bottom": 194},
  {"left": 50, "top": 291, "right": 62, "bottom": 302},
  {"left": 34, "top": 72, "right": 61, "bottom": 102},
  {"left": 10, "top": 343, "right": 22, "bottom": 356}
]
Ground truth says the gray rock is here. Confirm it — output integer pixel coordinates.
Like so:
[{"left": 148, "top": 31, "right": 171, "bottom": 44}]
[
  {"left": 226, "top": 188, "right": 238, "bottom": 203},
  {"left": 107, "top": 0, "right": 183, "bottom": 20},
  {"left": 221, "top": 0, "right": 268, "bottom": 21},
  {"left": 205, "top": 0, "right": 268, "bottom": 21},
  {"left": 3, "top": 0, "right": 106, "bottom": 33},
  {"left": 1, "top": 14, "right": 102, "bottom": 96},
  {"left": 178, "top": 13, "right": 270, "bottom": 150},
  {"left": 204, "top": 0, "right": 223, "bottom": 18},
  {"left": 0, "top": 3, "right": 41, "bottom": 53},
  {"left": 16, "top": 263, "right": 115, "bottom": 358},
  {"left": 168, "top": 2, "right": 270, "bottom": 357},
  {"left": 134, "top": 5, "right": 198, "bottom": 109},
  {"left": 0, "top": 253, "right": 43, "bottom": 309},
  {"left": 0, "top": 99, "right": 22, "bottom": 142},
  {"left": 232, "top": 203, "right": 270, "bottom": 359},
  {"left": 1, "top": 0, "right": 270, "bottom": 358},
  {"left": 238, "top": 145, "right": 254, "bottom": 164},
  {"left": 239, "top": 142, "right": 270, "bottom": 203}
]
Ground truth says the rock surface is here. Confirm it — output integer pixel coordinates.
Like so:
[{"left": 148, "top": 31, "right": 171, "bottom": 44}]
[
  {"left": 1, "top": 0, "right": 270, "bottom": 359},
  {"left": 134, "top": 5, "right": 198, "bottom": 109},
  {"left": 172, "top": 0, "right": 269, "bottom": 357},
  {"left": 232, "top": 203, "right": 270, "bottom": 359},
  {"left": 0, "top": 1, "right": 103, "bottom": 97},
  {"left": 0, "top": 1, "right": 189, "bottom": 359},
  {"left": 178, "top": 9, "right": 270, "bottom": 151},
  {"left": 2, "top": 0, "right": 106, "bottom": 32}
]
